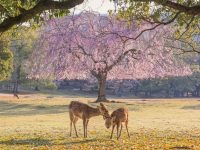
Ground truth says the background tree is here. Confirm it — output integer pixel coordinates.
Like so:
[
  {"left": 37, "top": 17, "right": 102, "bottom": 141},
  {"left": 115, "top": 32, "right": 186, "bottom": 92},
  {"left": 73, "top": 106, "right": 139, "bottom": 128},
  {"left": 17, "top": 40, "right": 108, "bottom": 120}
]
[
  {"left": 0, "top": 40, "right": 13, "bottom": 80},
  {"left": 182, "top": 53, "right": 200, "bottom": 97},
  {"left": 133, "top": 76, "right": 196, "bottom": 98},
  {"left": 30, "top": 12, "right": 191, "bottom": 102},
  {"left": 10, "top": 27, "right": 38, "bottom": 94},
  {"left": 133, "top": 52, "right": 200, "bottom": 98},
  {"left": 0, "top": 26, "right": 59, "bottom": 92}
]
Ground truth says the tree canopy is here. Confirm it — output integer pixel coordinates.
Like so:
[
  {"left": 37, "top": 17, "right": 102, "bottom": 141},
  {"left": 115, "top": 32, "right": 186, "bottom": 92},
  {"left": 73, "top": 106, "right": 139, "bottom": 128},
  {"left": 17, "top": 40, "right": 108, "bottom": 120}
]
[
  {"left": 113, "top": 0, "right": 200, "bottom": 53},
  {"left": 114, "top": 0, "right": 200, "bottom": 21},
  {"left": 0, "top": 0, "right": 200, "bottom": 33},
  {"left": 0, "top": 0, "right": 83, "bottom": 33},
  {"left": 121, "top": 0, "right": 200, "bottom": 16}
]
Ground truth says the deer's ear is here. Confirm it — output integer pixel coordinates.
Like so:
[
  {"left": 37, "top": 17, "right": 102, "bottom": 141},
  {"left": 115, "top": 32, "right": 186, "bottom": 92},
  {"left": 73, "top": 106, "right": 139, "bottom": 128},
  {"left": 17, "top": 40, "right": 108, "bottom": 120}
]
[
  {"left": 100, "top": 102, "right": 103, "bottom": 106},
  {"left": 100, "top": 103, "right": 106, "bottom": 108}
]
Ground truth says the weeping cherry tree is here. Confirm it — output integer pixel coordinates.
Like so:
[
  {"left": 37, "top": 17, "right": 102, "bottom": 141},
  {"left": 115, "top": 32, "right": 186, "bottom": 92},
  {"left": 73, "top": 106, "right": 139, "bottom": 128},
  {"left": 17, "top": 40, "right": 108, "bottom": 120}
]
[{"left": 30, "top": 12, "right": 191, "bottom": 102}]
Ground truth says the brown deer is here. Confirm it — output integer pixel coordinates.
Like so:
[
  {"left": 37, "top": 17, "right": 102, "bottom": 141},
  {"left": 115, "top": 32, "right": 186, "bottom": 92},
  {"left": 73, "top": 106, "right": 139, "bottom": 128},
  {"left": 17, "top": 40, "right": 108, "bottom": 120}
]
[
  {"left": 69, "top": 101, "right": 109, "bottom": 138},
  {"left": 13, "top": 93, "right": 19, "bottom": 99},
  {"left": 103, "top": 107, "right": 130, "bottom": 139}
]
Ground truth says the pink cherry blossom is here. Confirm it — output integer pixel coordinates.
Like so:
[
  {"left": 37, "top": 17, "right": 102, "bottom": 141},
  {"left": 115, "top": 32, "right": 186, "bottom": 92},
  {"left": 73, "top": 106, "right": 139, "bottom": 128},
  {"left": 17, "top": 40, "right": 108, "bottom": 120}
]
[{"left": 29, "top": 12, "right": 191, "bottom": 101}]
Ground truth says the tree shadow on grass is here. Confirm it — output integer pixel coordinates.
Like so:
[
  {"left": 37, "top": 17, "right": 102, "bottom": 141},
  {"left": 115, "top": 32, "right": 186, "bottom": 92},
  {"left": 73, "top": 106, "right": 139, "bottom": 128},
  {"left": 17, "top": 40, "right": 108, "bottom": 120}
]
[
  {"left": 170, "top": 146, "right": 191, "bottom": 149},
  {"left": 0, "top": 100, "right": 69, "bottom": 116},
  {"left": 0, "top": 138, "right": 97, "bottom": 147},
  {"left": 0, "top": 138, "right": 51, "bottom": 146},
  {"left": 182, "top": 104, "right": 200, "bottom": 110},
  {"left": 62, "top": 138, "right": 97, "bottom": 145}
]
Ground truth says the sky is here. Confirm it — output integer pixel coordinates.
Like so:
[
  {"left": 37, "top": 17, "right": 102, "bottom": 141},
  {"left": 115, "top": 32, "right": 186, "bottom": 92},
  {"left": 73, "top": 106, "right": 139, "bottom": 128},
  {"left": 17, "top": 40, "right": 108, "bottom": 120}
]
[{"left": 70, "top": 0, "right": 115, "bottom": 14}]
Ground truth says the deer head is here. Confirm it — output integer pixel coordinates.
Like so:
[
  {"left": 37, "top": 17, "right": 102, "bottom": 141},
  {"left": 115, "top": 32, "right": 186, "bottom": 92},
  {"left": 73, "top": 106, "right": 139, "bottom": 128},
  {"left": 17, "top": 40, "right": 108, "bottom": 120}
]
[
  {"left": 97, "top": 103, "right": 110, "bottom": 119},
  {"left": 104, "top": 116, "right": 115, "bottom": 129}
]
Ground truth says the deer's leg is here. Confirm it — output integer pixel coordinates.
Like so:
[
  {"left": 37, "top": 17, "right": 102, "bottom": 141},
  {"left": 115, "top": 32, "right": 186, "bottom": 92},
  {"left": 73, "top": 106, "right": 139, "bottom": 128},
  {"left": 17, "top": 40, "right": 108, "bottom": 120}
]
[
  {"left": 83, "top": 118, "right": 87, "bottom": 138},
  {"left": 70, "top": 121, "right": 72, "bottom": 137},
  {"left": 116, "top": 122, "right": 120, "bottom": 140},
  {"left": 110, "top": 124, "right": 115, "bottom": 139},
  {"left": 73, "top": 117, "right": 79, "bottom": 137},
  {"left": 85, "top": 119, "right": 89, "bottom": 138},
  {"left": 69, "top": 111, "right": 73, "bottom": 137},
  {"left": 125, "top": 121, "right": 130, "bottom": 138},
  {"left": 118, "top": 123, "right": 123, "bottom": 139}
]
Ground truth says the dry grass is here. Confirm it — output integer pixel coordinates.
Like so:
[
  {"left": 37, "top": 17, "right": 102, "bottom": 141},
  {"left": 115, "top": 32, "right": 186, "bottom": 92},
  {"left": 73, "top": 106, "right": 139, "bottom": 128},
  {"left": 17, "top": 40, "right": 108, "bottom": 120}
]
[{"left": 0, "top": 93, "right": 200, "bottom": 149}]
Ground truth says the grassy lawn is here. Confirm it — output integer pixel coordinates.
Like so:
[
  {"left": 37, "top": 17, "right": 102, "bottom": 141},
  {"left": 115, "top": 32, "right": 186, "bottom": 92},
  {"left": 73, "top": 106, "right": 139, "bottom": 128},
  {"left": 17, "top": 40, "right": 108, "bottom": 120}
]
[{"left": 0, "top": 93, "right": 200, "bottom": 149}]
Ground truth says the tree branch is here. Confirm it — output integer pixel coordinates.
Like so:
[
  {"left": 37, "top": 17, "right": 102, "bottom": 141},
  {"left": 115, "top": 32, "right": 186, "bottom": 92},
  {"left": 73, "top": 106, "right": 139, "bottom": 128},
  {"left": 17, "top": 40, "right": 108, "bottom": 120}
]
[
  {"left": 0, "top": 0, "right": 84, "bottom": 33},
  {"left": 107, "top": 48, "right": 137, "bottom": 71},
  {"left": 166, "top": 38, "right": 200, "bottom": 54},
  {"left": 132, "top": 0, "right": 200, "bottom": 16},
  {"left": 100, "top": 11, "right": 181, "bottom": 43}
]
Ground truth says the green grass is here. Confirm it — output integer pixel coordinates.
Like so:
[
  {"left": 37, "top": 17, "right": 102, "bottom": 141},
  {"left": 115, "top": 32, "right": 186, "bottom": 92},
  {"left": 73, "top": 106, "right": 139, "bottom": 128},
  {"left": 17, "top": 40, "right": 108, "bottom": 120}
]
[{"left": 0, "top": 93, "right": 200, "bottom": 149}]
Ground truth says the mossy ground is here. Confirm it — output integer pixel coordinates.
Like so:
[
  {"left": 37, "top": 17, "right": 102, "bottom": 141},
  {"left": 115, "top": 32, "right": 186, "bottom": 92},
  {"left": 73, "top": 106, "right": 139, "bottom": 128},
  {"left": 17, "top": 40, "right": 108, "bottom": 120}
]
[{"left": 0, "top": 93, "right": 200, "bottom": 149}]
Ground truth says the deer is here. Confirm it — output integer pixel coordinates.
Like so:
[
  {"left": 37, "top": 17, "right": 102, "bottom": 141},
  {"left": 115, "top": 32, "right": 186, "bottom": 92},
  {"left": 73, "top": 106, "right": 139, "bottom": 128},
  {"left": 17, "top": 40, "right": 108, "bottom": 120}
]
[
  {"left": 102, "top": 107, "right": 130, "bottom": 140},
  {"left": 69, "top": 101, "right": 109, "bottom": 138},
  {"left": 13, "top": 93, "right": 19, "bottom": 99}
]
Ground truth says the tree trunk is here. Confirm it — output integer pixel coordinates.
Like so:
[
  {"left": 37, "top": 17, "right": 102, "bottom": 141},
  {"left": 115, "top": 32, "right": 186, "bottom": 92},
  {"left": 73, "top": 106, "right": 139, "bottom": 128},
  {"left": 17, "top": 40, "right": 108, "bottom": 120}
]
[
  {"left": 13, "top": 65, "right": 21, "bottom": 94},
  {"left": 13, "top": 81, "right": 19, "bottom": 94},
  {"left": 145, "top": 91, "right": 148, "bottom": 97},
  {"left": 181, "top": 91, "right": 184, "bottom": 97},
  {"left": 165, "top": 89, "right": 170, "bottom": 98},
  {"left": 197, "top": 89, "right": 200, "bottom": 97},
  {"left": 35, "top": 85, "right": 40, "bottom": 91},
  {"left": 34, "top": 79, "right": 40, "bottom": 91},
  {"left": 96, "top": 74, "right": 107, "bottom": 102},
  {"left": 186, "top": 91, "right": 189, "bottom": 97}
]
